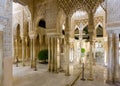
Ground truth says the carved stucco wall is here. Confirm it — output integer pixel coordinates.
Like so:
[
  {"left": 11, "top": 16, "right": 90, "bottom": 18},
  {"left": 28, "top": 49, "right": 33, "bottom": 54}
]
[
  {"left": 71, "top": 6, "right": 106, "bottom": 38},
  {"left": 0, "top": 0, "right": 12, "bottom": 57},
  {"left": 0, "top": 0, "right": 12, "bottom": 86},
  {"left": 13, "top": 2, "right": 30, "bottom": 37},
  {"left": 45, "top": 0, "right": 58, "bottom": 29},
  {"left": 107, "top": 0, "right": 120, "bottom": 23}
]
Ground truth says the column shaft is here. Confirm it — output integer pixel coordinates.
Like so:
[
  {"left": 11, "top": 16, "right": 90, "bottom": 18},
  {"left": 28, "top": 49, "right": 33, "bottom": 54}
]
[
  {"left": 107, "top": 32, "right": 113, "bottom": 83},
  {"left": 114, "top": 33, "right": 119, "bottom": 82},
  {"left": 48, "top": 37, "right": 51, "bottom": 71},
  {"left": 22, "top": 37, "right": 26, "bottom": 66},
  {"left": 51, "top": 37, "right": 54, "bottom": 72},
  {"left": 33, "top": 38, "right": 37, "bottom": 71},
  {"left": 30, "top": 39, "right": 33, "bottom": 68},
  {"left": 88, "top": 11, "right": 94, "bottom": 80},
  {"left": 54, "top": 37, "right": 57, "bottom": 72}
]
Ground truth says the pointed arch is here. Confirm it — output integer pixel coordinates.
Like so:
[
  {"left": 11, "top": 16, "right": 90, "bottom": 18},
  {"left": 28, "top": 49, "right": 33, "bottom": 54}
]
[
  {"left": 82, "top": 25, "right": 89, "bottom": 39},
  {"left": 74, "top": 26, "right": 79, "bottom": 40},
  {"left": 96, "top": 25, "right": 103, "bottom": 37},
  {"left": 95, "top": 22, "right": 103, "bottom": 29},
  {"left": 15, "top": 24, "right": 20, "bottom": 37},
  {"left": 82, "top": 25, "right": 88, "bottom": 34}
]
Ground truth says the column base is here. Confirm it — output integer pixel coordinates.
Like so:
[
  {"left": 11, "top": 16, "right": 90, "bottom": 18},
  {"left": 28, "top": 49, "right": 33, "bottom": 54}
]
[
  {"left": 34, "top": 68, "right": 37, "bottom": 71},
  {"left": 54, "top": 70, "right": 59, "bottom": 73},
  {"left": 31, "top": 65, "right": 34, "bottom": 68},
  {"left": 106, "top": 80, "right": 114, "bottom": 84},
  {"left": 87, "top": 77, "right": 94, "bottom": 81},
  {"left": 16, "top": 63, "right": 18, "bottom": 67},
  {"left": 22, "top": 63, "right": 25, "bottom": 66},
  {"left": 106, "top": 78, "right": 120, "bottom": 84},
  {"left": 65, "top": 73, "right": 70, "bottom": 76},
  {"left": 81, "top": 78, "right": 86, "bottom": 81}
]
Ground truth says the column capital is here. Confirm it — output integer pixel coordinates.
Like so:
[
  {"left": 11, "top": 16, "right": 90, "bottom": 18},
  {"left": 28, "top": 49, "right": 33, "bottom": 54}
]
[
  {"left": 29, "top": 31, "right": 37, "bottom": 39},
  {"left": 20, "top": 35, "right": 25, "bottom": 40},
  {"left": 114, "top": 32, "right": 119, "bottom": 38}
]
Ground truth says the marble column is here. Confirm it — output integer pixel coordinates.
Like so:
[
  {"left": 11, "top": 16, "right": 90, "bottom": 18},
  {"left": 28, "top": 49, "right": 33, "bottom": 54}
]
[
  {"left": 25, "top": 37, "right": 29, "bottom": 61},
  {"left": 51, "top": 37, "right": 54, "bottom": 72},
  {"left": 88, "top": 11, "right": 94, "bottom": 81},
  {"left": 14, "top": 39, "right": 16, "bottom": 63},
  {"left": 21, "top": 36, "right": 26, "bottom": 66},
  {"left": 93, "top": 41, "right": 96, "bottom": 65},
  {"left": 33, "top": 37, "right": 37, "bottom": 71},
  {"left": 48, "top": 35, "right": 60, "bottom": 73},
  {"left": 65, "top": 16, "right": 70, "bottom": 76},
  {"left": 114, "top": 33, "right": 120, "bottom": 82},
  {"left": 57, "top": 38, "right": 61, "bottom": 69},
  {"left": 65, "top": 38, "right": 70, "bottom": 76},
  {"left": 15, "top": 38, "right": 19, "bottom": 67},
  {"left": 48, "top": 36, "right": 51, "bottom": 71},
  {"left": 54, "top": 37, "right": 57, "bottom": 73},
  {"left": 106, "top": 31, "right": 113, "bottom": 83},
  {"left": 30, "top": 38, "right": 33, "bottom": 68}
]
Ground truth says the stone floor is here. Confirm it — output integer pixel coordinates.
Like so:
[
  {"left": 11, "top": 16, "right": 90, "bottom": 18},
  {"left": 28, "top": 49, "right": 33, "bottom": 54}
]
[
  {"left": 13, "top": 63, "right": 77, "bottom": 86},
  {"left": 74, "top": 64, "right": 115, "bottom": 86},
  {"left": 13, "top": 63, "right": 117, "bottom": 86}
]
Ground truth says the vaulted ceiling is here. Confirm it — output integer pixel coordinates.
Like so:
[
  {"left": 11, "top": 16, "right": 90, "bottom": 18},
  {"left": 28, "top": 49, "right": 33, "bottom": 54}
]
[
  {"left": 58, "top": 0, "right": 105, "bottom": 15},
  {"left": 13, "top": 0, "right": 105, "bottom": 18}
]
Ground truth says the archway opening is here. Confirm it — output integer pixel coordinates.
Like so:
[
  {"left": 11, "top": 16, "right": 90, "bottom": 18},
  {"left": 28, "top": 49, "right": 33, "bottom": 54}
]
[
  {"left": 82, "top": 25, "right": 89, "bottom": 40},
  {"left": 74, "top": 27, "right": 79, "bottom": 40},
  {"left": 96, "top": 25, "right": 103, "bottom": 37},
  {"left": 38, "top": 19, "right": 46, "bottom": 28}
]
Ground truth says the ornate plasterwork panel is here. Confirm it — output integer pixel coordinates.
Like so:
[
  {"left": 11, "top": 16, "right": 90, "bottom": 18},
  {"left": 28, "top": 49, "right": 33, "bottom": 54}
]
[
  {"left": 0, "top": 16, "right": 12, "bottom": 57},
  {"left": 74, "top": 16, "right": 104, "bottom": 28},
  {"left": 0, "top": 0, "right": 12, "bottom": 57},
  {"left": 107, "top": 0, "right": 120, "bottom": 23}
]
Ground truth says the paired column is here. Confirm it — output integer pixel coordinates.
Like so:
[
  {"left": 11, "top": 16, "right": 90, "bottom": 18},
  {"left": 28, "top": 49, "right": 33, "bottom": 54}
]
[
  {"left": 107, "top": 31, "right": 120, "bottom": 83},
  {"left": 29, "top": 33, "right": 37, "bottom": 71},
  {"left": 48, "top": 36, "right": 59, "bottom": 73}
]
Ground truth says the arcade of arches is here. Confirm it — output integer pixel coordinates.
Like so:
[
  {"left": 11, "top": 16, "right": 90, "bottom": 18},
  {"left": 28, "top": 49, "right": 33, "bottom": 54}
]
[{"left": 0, "top": 0, "right": 120, "bottom": 86}]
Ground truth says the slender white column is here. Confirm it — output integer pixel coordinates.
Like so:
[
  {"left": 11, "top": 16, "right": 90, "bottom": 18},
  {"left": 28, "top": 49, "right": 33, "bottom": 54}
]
[
  {"left": 54, "top": 37, "right": 57, "bottom": 72},
  {"left": 14, "top": 39, "right": 17, "bottom": 63},
  {"left": 48, "top": 37, "right": 51, "bottom": 71},
  {"left": 57, "top": 38, "right": 60, "bottom": 69},
  {"left": 21, "top": 36, "right": 26, "bottom": 66},
  {"left": 106, "top": 31, "right": 113, "bottom": 83},
  {"left": 65, "top": 16, "right": 70, "bottom": 76},
  {"left": 25, "top": 37, "right": 29, "bottom": 60},
  {"left": 51, "top": 37, "right": 54, "bottom": 72},
  {"left": 33, "top": 37, "right": 37, "bottom": 71},
  {"left": 114, "top": 33, "right": 120, "bottom": 82},
  {"left": 30, "top": 38, "right": 33, "bottom": 68},
  {"left": 15, "top": 39, "right": 19, "bottom": 66},
  {"left": 88, "top": 11, "right": 94, "bottom": 81},
  {"left": 65, "top": 38, "right": 70, "bottom": 76}
]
